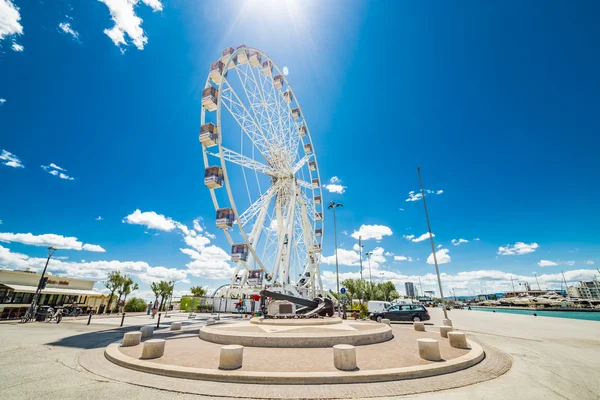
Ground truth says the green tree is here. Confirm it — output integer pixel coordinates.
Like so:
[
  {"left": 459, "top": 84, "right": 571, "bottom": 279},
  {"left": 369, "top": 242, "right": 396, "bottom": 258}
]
[
  {"left": 104, "top": 271, "right": 124, "bottom": 313},
  {"left": 121, "top": 275, "right": 139, "bottom": 306},
  {"left": 158, "top": 280, "right": 173, "bottom": 311},
  {"left": 190, "top": 286, "right": 207, "bottom": 297},
  {"left": 124, "top": 297, "right": 147, "bottom": 312},
  {"left": 151, "top": 281, "right": 161, "bottom": 305}
]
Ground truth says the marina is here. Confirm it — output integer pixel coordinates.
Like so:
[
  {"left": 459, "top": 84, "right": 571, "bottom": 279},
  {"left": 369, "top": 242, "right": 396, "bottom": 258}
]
[{"left": 472, "top": 306, "right": 600, "bottom": 322}]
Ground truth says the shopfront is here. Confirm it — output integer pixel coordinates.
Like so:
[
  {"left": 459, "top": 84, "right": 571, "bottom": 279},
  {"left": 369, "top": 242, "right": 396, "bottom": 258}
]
[{"left": 0, "top": 269, "right": 109, "bottom": 319}]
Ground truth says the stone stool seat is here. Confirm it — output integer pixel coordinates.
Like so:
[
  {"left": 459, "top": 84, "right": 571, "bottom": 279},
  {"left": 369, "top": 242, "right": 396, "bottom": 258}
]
[
  {"left": 380, "top": 318, "right": 391, "bottom": 326},
  {"left": 417, "top": 338, "right": 441, "bottom": 361},
  {"left": 413, "top": 321, "right": 425, "bottom": 331},
  {"left": 333, "top": 344, "right": 357, "bottom": 371},
  {"left": 440, "top": 326, "right": 453, "bottom": 338},
  {"left": 442, "top": 318, "right": 453, "bottom": 327},
  {"left": 448, "top": 331, "right": 469, "bottom": 348},
  {"left": 219, "top": 345, "right": 244, "bottom": 370},
  {"left": 141, "top": 339, "right": 165, "bottom": 359},
  {"left": 170, "top": 322, "right": 182, "bottom": 331},
  {"left": 140, "top": 325, "right": 154, "bottom": 338},
  {"left": 122, "top": 331, "right": 142, "bottom": 347}
]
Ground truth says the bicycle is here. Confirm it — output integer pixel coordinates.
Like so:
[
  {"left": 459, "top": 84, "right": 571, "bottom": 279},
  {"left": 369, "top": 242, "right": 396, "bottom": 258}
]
[{"left": 20, "top": 305, "right": 39, "bottom": 324}]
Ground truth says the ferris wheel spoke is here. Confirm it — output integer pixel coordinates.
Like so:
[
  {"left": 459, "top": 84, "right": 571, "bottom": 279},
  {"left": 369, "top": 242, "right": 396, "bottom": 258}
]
[
  {"left": 220, "top": 78, "right": 273, "bottom": 160},
  {"left": 218, "top": 147, "right": 278, "bottom": 177},
  {"left": 296, "top": 179, "right": 313, "bottom": 190},
  {"left": 237, "top": 181, "right": 282, "bottom": 227},
  {"left": 292, "top": 153, "right": 313, "bottom": 175}
]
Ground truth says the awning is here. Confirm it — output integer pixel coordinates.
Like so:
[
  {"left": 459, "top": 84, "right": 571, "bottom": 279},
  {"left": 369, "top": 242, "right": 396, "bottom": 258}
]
[{"left": 2, "top": 284, "right": 100, "bottom": 296}]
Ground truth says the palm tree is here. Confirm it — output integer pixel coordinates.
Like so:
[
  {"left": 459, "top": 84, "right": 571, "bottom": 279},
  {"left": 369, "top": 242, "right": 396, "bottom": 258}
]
[
  {"left": 151, "top": 282, "right": 161, "bottom": 306},
  {"left": 158, "top": 280, "right": 173, "bottom": 311},
  {"left": 104, "top": 271, "right": 124, "bottom": 313},
  {"left": 189, "top": 286, "right": 207, "bottom": 297},
  {"left": 121, "top": 276, "right": 139, "bottom": 307}
]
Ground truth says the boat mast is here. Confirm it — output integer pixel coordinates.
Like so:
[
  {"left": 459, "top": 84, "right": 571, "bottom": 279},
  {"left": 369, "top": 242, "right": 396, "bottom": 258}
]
[
  {"left": 534, "top": 272, "right": 541, "bottom": 291},
  {"left": 561, "top": 270, "right": 569, "bottom": 299}
]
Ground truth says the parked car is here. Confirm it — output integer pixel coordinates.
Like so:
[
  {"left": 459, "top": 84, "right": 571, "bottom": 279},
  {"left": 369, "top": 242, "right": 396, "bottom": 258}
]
[{"left": 369, "top": 304, "right": 430, "bottom": 323}]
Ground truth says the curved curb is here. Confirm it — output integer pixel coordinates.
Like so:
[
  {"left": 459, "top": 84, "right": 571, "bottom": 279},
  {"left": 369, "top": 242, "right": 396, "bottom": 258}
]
[
  {"left": 199, "top": 321, "right": 393, "bottom": 347},
  {"left": 104, "top": 339, "right": 485, "bottom": 384}
]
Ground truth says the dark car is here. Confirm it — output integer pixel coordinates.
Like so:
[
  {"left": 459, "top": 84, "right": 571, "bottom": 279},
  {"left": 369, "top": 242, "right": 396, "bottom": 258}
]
[{"left": 369, "top": 304, "right": 430, "bottom": 323}]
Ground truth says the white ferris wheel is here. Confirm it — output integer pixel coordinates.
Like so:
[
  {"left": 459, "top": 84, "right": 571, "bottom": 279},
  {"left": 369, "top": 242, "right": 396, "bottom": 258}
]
[{"left": 199, "top": 45, "right": 324, "bottom": 298}]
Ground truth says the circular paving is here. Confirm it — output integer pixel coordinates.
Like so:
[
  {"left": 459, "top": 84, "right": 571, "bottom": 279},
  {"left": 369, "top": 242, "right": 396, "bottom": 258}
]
[{"left": 199, "top": 318, "right": 393, "bottom": 347}]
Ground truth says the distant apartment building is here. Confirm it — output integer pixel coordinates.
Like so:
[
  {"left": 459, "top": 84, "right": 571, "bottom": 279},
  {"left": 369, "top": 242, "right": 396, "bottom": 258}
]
[
  {"left": 567, "top": 281, "right": 600, "bottom": 299},
  {"left": 405, "top": 282, "right": 415, "bottom": 298}
]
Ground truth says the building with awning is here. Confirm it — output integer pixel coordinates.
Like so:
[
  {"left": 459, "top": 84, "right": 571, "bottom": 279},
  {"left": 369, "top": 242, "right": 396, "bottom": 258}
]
[{"left": 0, "top": 269, "right": 109, "bottom": 320}]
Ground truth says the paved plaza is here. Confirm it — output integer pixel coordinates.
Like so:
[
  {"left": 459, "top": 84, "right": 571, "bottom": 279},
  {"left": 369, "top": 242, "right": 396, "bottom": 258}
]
[{"left": 0, "top": 309, "right": 598, "bottom": 399}]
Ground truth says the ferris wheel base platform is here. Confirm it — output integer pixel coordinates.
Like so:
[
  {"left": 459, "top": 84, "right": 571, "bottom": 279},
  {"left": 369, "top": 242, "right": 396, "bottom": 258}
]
[{"left": 198, "top": 318, "right": 393, "bottom": 348}]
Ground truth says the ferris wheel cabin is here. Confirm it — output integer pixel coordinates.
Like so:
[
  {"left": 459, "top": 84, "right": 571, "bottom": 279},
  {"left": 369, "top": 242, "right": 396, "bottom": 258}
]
[
  {"left": 201, "top": 87, "right": 218, "bottom": 112},
  {"left": 216, "top": 208, "right": 234, "bottom": 229},
  {"left": 298, "top": 125, "right": 307, "bottom": 137},
  {"left": 315, "top": 228, "right": 323, "bottom": 238},
  {"left": 231, "top": 244, "right": 249, "bottom": 262},
  {"left": 314, "top": 195, "right": 321, "bottom": 204},
  {"left": 273, "top": 74, "right": 284, "bottom": 89},
  {"left": 209, "top": 60, "right": 225, "bottom": 84},
  {"left": 309, "top": 161, "right": 316, "bottom": 171},
  {"left": 315, "top": 212, "right": 323, "bottom": 221},
  {"left": 304, "top": 143, "right": 313, "bottom": 154},
  {"left": 221, "top": 46, "right": 235, "bottom": 68},
  {"left": 199, "top": 123, "right": 219, "bottom": 147},
  {"left": 204, "top": 166, "right": 223, "bottom": 188},
  {"left": 283, "top": 90, "right": 294, "bottom": 104},
  {"left": 312, "top": 178, "right": 319, "bottom": 188},
  {"left": 235, "top": 44, "right": 248, "bottom": 64},
  {"left": 262, "top": 60, "right": 273, "bottom": 76},
  {"left": 292, "top": 108, "right": 301, "bottom": 120},
  {"left": 314, "top": 244, "right": 322, "bottom": 253},
  {"left": 249, "top": 50, "right": 262, "bottom": 67}
]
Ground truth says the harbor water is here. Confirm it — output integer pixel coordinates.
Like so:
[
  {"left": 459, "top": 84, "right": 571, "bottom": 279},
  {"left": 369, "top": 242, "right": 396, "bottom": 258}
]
[{"left": 472, "top": 307, "right": 600, "bottom": 321}]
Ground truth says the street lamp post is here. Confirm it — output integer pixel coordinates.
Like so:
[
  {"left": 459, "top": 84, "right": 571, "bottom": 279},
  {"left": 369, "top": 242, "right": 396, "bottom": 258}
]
[
  {"left": 24, "top": 246, "right": 57, "bottom": 321},
  {"left": 328, "top": 201, "right": 343, "bottom": 316},
  {"left": 365, "top": 251, "right": 374, "bottom": 299},
  {"left": 165, "top": 280, "right": 175, "bottom": 318},
  {"left": 358, "top": 236, "right": 364, "bottom": 302}
]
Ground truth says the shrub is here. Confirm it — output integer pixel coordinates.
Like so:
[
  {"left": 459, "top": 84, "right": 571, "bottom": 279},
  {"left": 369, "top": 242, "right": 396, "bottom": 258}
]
[{"left": 125, "top": 297, "right": 147, "bottom": 312}]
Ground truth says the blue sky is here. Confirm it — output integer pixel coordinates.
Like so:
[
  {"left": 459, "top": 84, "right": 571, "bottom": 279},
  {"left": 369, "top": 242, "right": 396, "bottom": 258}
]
[{"left": 1, "top": 0, "right": 599, "bottom": 300}]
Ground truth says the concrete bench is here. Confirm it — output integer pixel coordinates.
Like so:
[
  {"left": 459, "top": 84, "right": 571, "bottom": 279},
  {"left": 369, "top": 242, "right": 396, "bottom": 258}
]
[
  {"left": 170, "top": 322, "right": 182, "bottom": 331},
  {"left": 440, "top": 326, "right": 453, "bottom": 338},
  {"left": 413, "top": 321, "right": 425, "bottom": 332},
  {"left": 380, "top": 318, "right": 391, "bottom": 326},
  {"left": 417, "top": 338, "right": 441, "bottom": 361},
  {"left": 140, "top": 325, "right": 154, "bottom": 338},
  {"left": 122, "top": 331, "right": 142, "bottom": 347},
  {"left": 442, "top": 318, "right": 453, "bottom": 327},
  {"left": 448, "top": 331, "right": 469, "bottom": 348},
  {"left": 141, "top": 339, "right": 165, "bottom": 359},
  {"left": 333, "top": 344, "right": 357, "bottom": 371},
  {"left": 219, "top": 345, "right": 243, "bottom": 370}
]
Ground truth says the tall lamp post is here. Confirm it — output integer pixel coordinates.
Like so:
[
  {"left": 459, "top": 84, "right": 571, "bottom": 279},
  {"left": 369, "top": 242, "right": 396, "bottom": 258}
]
[
  {"left": 365, "top": 251, "right": 374, "bottom": 299},
  {"left": 165, "top": 280, "right": 175, "bottom": 318},
  {"left": 24, "top": 246, "right": 57, "bottom": 321},
  {"left": 328, "top": 201, "right": 343, "bottom": 316},
  {"left": 417, "top": 167, "right": 449, "bottom": 320}
]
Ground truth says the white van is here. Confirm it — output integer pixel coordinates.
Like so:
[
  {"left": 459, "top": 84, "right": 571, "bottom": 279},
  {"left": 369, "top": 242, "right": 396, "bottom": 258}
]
[{"left": 367, "top": 301, "right": 392, "bottom": 313}]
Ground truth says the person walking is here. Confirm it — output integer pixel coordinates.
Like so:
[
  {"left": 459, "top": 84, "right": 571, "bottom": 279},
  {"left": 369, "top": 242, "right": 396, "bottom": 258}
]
[
  {"left": 151, "top": 299, "right": 159, "bottom": 319},
  {"left": 146, "top": 303, "right": 152, "bottom": 315}
]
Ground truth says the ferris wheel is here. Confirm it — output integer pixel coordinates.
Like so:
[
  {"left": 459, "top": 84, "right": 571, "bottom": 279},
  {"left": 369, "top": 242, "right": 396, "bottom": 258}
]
[{"left": 199, "top": 45, "right": 324, "bottom": 298}]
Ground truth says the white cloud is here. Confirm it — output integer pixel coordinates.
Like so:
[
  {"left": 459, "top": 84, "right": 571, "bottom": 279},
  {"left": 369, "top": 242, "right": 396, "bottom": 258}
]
[
  {"left": 193, "top": 218, "right": 204, "bottom": 232},
  {"left": 182, "top": 245, "right": 234, "bottom": 279},
  {"left": 0, "top": 232, "right": 105, "bottom": 252},
  {"left": 451, "top": 238, "right": 469, "bottom": 246},
  {"left": 427, "top": 248, "right": 451, "bottom": 265},
  {"left": 394, "top": 255, "right": 413, "bottom": 262},
  {"left": 474, "top": 238, "right": 480, "bottom": 241},
  {"left": 0, "top": 149, "right": 24, "bottom": 168},
  {"left": 585, "top": 260, "right": 595, "bottom": 265},
  {"left": 321, "top": 246, "right": 387, "bottom": 269},
  {"left": 497, "top": 242, "right": 539, "bottom": 256},
  {"left": 538, "top": 260, "right": 558, "bottom": 267},
  {"left": 58, "top": 22, "right": 79, "bottom": 40},
  {"left": 96, "top": 216, "right": 103, "bottom": 221},
  {"left": 352, "top": 243, "right": 361, "bottom": 252},
  {"left": 282, "top": 66, "right": 289, "bottom": 76},
  {"left": 564, "top": 261, "right": 575, "bottom": 266},
  {"left": 11, "top": 42, "right": 22, "bottom": 51},
  {"left": 323, "top": 176, "right": 346, "bottom": 194},
  {"left": 404, "top": 232, "right": 433, "bottom": 243},
  {"left": 0, "top": 0, "right": 22, "bottom": 40},
  {"left": 41, "top": 164, "right": 75, "bottom": 180},
  {"left": 99, "top": 0, "right": 163, "bottom": 51},
  {"left": 0, "top": 244, "right": 186, "bottom": 285},
  {"left": 0, "top": 98, "right": 5, "bottom": 105},
  {"left": 82, "top": 244, "right": 106, "bottom": 252},
  {"left": 351, "top": 224, "right": 392, "bottom": 241},
  {"left": 437, "top": 244, "right": 442, "bottom": 249},
  {"left": 405, "top": 189, "right": 443, "bottom": 202},
  {"left": 384, "top": 251, "right": 394, "bottom": 256},
  {"left": 398, "top": 208, "right": 404, "bottom": 211},
  {"left": 123, "top": 209, "right": 176, "bottom": 231}
]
